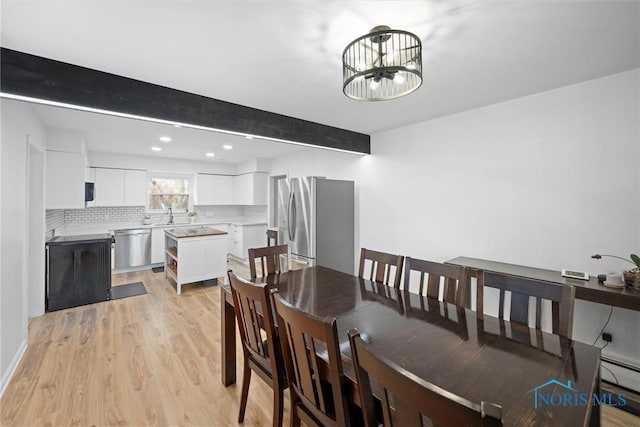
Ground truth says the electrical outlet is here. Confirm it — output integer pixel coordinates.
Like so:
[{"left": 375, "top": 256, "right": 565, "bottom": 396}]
[{"left": 602, "top": 332, "right": 613, "bottom": 343}]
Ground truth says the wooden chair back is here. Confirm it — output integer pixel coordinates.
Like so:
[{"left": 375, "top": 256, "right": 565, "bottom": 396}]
[
  {"left": 228, "top": 271, "right": 286, "bottom": 426},
  {"left": 348, "top": 329, "right": 503, "bottom": 427},
  {"left": 358, "top": 248, "right": 404, "bottom": 288},
  {"left": 403, "top": 257, "right": 469, "bottom": 306},
  {"left": 273, "top": 293, "right": 349, "bottom": 427},
  {"left": 248, "top": 244, "right": 291, "bottom": 279},
  {"left": 228, "top": 271, "right": 281, "bottom": 380},
  {"left": 477, "top": 271, "right": 575, "bottom": 338}
]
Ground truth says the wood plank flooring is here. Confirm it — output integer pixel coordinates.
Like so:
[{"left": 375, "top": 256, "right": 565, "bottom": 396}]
[{"left": 1, "top": 260, "right": 639, "bottom": 426}]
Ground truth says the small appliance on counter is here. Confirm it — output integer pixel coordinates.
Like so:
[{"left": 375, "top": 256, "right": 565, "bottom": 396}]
[
  {"left": 143, "top": 215, "right": 152, "bottom": 225},
  {"left": 45, "top": 233, "right": 113, "bottom": 311}
]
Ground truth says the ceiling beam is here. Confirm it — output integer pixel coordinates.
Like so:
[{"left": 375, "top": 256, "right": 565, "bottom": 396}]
[{"left": 0, "top": 48, "right": 370, "bottom": 154}]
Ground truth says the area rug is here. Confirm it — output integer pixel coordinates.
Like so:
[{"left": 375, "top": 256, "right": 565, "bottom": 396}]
[{"left": 110, "top": 282, "right": 147, "bottom": 300}]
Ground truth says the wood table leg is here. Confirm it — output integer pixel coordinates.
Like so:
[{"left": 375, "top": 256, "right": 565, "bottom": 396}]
[{"left": 221, "top": 286, "right": 236, "bottom": 386}]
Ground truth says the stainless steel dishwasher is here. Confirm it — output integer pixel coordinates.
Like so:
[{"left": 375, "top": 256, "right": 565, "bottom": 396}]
[{"left": 114, "top": 229, "right": 151, "bottom": 269}]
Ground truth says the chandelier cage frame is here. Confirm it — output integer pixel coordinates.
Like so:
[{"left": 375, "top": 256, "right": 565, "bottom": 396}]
[{"left": 342, "top": 26, "right": 423, "bottom": 101}]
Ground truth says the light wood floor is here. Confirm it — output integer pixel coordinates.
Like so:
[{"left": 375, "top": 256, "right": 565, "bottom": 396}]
[{"left": 2, "top": 260, "right": 639, "bottom": 426}]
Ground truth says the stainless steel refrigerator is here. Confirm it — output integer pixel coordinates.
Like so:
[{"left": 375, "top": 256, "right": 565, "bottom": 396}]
[{"left": 277, "top": 177, "right": 354, "bottom": 274}]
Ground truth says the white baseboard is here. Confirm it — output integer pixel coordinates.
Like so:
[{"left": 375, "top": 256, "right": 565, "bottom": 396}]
[{"left": 0, "top": 339, "right": 27, "bottom": 398}]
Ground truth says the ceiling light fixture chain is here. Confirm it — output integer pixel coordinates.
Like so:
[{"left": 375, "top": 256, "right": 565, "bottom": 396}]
[{"left": 342, "top": 25, "right": 422, "bottom": 101}]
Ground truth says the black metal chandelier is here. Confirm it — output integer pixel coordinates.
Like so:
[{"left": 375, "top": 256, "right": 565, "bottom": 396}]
[{"left": 342, "top": 25, "right": 422, "bottom": 101}]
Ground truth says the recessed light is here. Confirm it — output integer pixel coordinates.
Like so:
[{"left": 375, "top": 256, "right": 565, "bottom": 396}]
[
  {"left": 206, "top": 152, "right": 215, "bottom": 157},
  {"left": 223, "top": 144, "right": 233, "bottom": 150},
  {"left": 245, "top": 135, "right": 254, "bottom": 140},
  {"left": 173, "top": 124, "right": 181, "bottom": 128},
  {"left": 159, "top": 136, "right": 172, "bottom": 142},
  {"left": 151, "top": 146, "right": 162, "bottom": 152}
]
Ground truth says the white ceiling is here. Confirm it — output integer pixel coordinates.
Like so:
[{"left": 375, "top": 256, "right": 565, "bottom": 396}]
[
  {"left": 28, "top": 103, "right": 309, "bottom": 163},
  {"left": 2, "top": 1, "right": 639, "bottom": 160}
]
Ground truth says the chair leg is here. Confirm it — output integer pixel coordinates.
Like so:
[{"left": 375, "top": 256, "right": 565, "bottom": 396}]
[
  {"left": 290, "top": 403, "right": 300, "bottom": 427},
  {"left": 273, "top": 386, "right": 284, "bottom": 427},
  {"left": 238, "top": 361, "right": 252, "bottom": 422}
]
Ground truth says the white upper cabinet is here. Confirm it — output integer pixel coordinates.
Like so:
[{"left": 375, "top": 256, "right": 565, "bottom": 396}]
[
  {"left": 93, "top": 168, "right": 147, "bottom": 207},
  {"left": 46, "top": 151, "right": 86, "bottom": 209},
  {"left": 124, "top": 170, "right": 147, "bottom": 206},
  {"left": 195, "top": 174, "right": 215, "bottom": 205},
  {"left": 213, "top": 175, "right": 234, "bottom": 204},
  {"left": 195, "top": 174, "right": 234, "bottom": 205},
  {"left": 233, "top": 172, "right": 268, "bottom": 205},
  {"left": 45, "top": 128, "right": 87, "bottom": 209},
  {"left": 94, "top": 168, "right": 125, "bottom": 206}
]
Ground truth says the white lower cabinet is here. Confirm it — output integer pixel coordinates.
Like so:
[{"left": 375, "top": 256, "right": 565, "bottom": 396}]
[
  {"left": 229, "top": 223, "right": 267, "bottom": 261},
  {"left": 151, "top": 227, "right": 167, "bottom": 264},
  {"left": 164, "top": 231, "right": 228, "bottom": 295}
]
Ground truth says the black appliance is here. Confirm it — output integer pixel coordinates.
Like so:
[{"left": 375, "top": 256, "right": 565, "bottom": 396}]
[
  {"left": 85, "top": 182, "right": 95, "bottom": 202},
  {"left": 45, "top": 233, "right": 113, "bottom": 312}
]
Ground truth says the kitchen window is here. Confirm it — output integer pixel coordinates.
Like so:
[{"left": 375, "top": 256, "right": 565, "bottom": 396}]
[{"left": 147, "top": 173, "right": 191, "bottom": 212}]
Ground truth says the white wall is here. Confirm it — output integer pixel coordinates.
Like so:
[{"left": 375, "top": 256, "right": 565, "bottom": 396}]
[
  {"left": 270, "top": 69, "right": 640, "bottom": 387},
  {"left": 0, "top": 99, "right": 47, "bottom": 396},
  {"left": 88, "top": 151, "right": 236, "bottom": 175}
]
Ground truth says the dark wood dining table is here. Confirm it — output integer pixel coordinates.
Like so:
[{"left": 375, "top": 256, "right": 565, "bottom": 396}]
[{"left": 221, "top": 266, "right": 602, "bottom": 426}]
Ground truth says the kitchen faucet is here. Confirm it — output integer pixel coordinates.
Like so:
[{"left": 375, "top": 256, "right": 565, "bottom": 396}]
[{"left": 168, "top": 207, "right": 174, "bottom": 224}]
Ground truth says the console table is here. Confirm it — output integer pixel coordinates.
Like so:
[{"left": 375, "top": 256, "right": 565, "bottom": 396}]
[{"left": 447, "top": 256, "right": 640, "bottom": 312}]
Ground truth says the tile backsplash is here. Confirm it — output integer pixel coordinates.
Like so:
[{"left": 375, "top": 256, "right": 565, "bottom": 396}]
[
  {"left": 48, "top": 205, "right": 267, "bottom": 231},
  {"left": 65, "top": 206, "right": 146, "bottom": 223},
  {"left": 45, "top": 209, "right": 65, "bottom": 239}
]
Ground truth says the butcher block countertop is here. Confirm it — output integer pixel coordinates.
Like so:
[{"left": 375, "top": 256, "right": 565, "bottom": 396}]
[{"left": 165, "top": 227, "right": 228, "bottom": 239}]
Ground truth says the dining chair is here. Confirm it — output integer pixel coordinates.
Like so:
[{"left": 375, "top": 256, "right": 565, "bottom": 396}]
[
  {"left": 403, "top": 257, "right": 470, "bottom": 306},
  {"left": 248, "top": 243, "right": 292, "bottom": 280},
  {"left": 358, "top": 248, "right": 404, "bottom": 288},
  {"left": 273, "top": 292, "right": 351, "bottom": 427},
  {"left": 348, "top": 329, "right": 503, "bottom": 427},
  {"left": 228, "top": 271, "right": 286, "bottom": 427},
  {"left": 477, "top": 271, "right": 575, "bottom": 338}
]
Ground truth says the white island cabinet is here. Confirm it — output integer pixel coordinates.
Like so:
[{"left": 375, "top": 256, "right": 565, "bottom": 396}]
[{"left": 164, "top": 227, "right": 228, "bottom": 295}]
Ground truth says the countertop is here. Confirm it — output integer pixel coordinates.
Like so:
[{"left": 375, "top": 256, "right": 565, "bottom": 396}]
[
  {"left": 55, "top": 217, "right": 267, "bottom": 236},
  {"left": 165, "top": 227, "right": 228, "bottom": 239},
  {"left": 46, "top": 233, "right": 114, "bottom": 245}
]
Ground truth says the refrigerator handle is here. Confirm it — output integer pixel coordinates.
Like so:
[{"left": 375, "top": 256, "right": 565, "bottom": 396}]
[{"left": 288, "top": 191, "right": 296, "bottom": 241}]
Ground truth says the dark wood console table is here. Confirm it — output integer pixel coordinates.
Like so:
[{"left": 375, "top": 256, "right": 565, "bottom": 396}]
[{"left": 447, "top": 256, "right": 640, "bottom": 312}]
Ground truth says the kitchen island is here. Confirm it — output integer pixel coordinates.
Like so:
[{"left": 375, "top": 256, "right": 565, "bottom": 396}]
[{"left": 164, "top": 227, "right": 229, "bottom": 295}]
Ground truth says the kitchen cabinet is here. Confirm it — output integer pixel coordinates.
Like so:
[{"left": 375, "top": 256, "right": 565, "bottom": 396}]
[
  {"left": 151, "top": 227, "right": 166, "bottom": 264},
  {"left": 46, "top": 151, "right": 85, "bottom": 209},
  {"left": 233, "top": 172, "right": 268, "bottom": 205},
  {"left": 94, "top": 168, "right": 124, "bottom": 206},
  {"left": 195, "top": 174, "right": 234, "bottom": 205},
  {"left": 195, "top": 174, "right": 215, "bottom": 205},
  {"left": 228, "top": 223, "right": 267, "bottom": 261},
  {"left": 213, "top": 175, "right": 234, "bottom": 204},
  {"left": 124, "top": 170, "right": 147, "bottom": 206},
  {"left": 164, "top": 228, "right": 228, "bottom": 295},
  {"left": 94, "top": 167, "right": 147, "bottom": 207},
  {"left": 85, "top": 167, "right": 96, "bottom": 207},
  {"left": 45, "top": 234, "right": 112, "bottom": 311}
]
